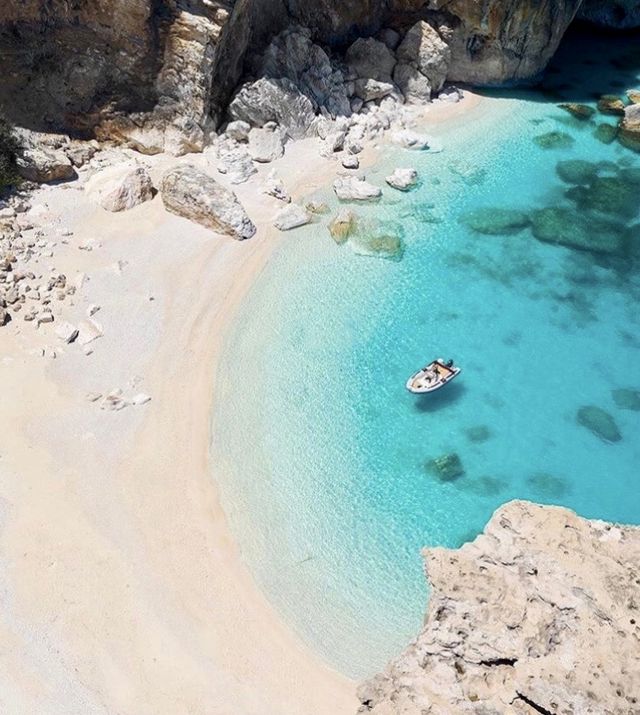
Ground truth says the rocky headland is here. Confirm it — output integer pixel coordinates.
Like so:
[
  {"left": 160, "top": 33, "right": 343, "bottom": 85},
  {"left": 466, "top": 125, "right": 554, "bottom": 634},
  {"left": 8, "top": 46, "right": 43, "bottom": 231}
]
[{"left": 358, "top": 500, "right": 640, "bottom": 714}]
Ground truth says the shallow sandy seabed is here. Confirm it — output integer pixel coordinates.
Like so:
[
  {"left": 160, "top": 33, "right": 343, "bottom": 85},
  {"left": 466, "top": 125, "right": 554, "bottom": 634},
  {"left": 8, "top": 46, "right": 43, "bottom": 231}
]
[{"left": 0, "top": 93, "right": 479, "bottom": 714}]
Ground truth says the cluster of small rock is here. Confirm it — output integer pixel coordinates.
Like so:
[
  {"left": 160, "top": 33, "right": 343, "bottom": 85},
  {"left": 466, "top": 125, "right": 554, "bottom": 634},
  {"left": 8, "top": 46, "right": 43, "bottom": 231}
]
[
  {"left": 207, "top": 24, "right": 459, "bottom": 188},
  {"left": 0, "top": 197, "right": 81, "bottom": 332}
]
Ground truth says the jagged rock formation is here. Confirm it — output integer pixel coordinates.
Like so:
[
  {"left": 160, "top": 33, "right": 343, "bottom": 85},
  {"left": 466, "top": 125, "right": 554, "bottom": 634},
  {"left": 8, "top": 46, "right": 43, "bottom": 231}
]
[
  {"left": 0, "top": 1, "right": 608, "bottom": 152},
  {"left": 579, "top": 0, "right": 640, "bottom": 28},
  {"left": 358, "top": 500, "right": 640, "bottom": 714},
  {"left": 433, "top": 0, "right": 583, "bottom": 85}
]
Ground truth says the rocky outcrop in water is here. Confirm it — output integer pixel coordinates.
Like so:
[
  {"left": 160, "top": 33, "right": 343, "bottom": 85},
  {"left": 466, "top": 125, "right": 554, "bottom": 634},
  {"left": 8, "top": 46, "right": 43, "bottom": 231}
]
[{"left": 358, "top": 500, "right": 640, "bottom": 714}]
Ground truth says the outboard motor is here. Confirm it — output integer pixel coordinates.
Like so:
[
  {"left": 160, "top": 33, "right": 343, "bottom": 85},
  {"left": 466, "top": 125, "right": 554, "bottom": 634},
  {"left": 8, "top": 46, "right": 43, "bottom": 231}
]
[{"left": 446, "top": 359, "right": 454, "bottom": 368}]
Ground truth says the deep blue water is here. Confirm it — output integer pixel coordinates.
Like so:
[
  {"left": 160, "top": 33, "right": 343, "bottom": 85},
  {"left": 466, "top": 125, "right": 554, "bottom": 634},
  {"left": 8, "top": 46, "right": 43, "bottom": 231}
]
[{"left": 214, "top": 28, "right": 640, "bottom": 677}]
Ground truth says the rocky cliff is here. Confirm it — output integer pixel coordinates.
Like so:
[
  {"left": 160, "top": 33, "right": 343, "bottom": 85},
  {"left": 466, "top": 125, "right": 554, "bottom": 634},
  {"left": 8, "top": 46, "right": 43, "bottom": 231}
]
[
  {"left": 0, "top": 0, "right": 614, "bottom": 152},
  {"left": 358, "top": 501, "right": 640, "bottom": 714}
]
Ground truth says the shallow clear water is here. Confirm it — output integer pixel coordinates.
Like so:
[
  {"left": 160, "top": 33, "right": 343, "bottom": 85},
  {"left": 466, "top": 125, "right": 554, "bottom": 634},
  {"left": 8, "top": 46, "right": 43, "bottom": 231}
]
[{"left": 214, "top": 28, "right": 640, "bottom": 678}]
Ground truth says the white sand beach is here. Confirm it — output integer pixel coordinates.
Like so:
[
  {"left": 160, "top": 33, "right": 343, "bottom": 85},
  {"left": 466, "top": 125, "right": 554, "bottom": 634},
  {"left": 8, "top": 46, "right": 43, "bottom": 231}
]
[{"left": 0, "top": 93, "right": 479, "bottom": 714}]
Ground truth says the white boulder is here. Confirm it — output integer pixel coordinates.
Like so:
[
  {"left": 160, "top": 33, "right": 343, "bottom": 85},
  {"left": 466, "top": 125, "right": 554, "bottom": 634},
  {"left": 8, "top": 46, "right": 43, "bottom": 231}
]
[
  {"left": 333, "top": 177, "right": 382, "bottom": 202},
  {"left": 391, "top": 130, "right": 431, "bottom": 150},
  {"left": 386, "top": 168, "right": 418, "bottom": 191},
  {"left": 85, "top": 163, "right": 154, "bottom": 212},
  {"left": 162, "top": 165, "right": 256, "bottom": 240},
  {"left": 248, "top": 124, "right": 285, "bottom": 163},
  {"left": 273, "top": 204, "right": 312, "bottom": 231}
]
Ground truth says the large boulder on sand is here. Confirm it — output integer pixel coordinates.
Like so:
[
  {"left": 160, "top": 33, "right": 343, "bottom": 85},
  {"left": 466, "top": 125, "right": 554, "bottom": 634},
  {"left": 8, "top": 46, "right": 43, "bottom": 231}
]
[
  {"left": 530, "top": 207, "right": 627, "bottom": 255},
  {"left": 16, "top": 145, "right": 75, "bottom": 183},
  {"left": 85, "top": 163, "right": 154, "bottom": 212},
  {"left": 396, "top": 21, "right": 451, "bottom": 94},
  {"left": 161, "top": 165, "right": 256, "bottom": 240}
]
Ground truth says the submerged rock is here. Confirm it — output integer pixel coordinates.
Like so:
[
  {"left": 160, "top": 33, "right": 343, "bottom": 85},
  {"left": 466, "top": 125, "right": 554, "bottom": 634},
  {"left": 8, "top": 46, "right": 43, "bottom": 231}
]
[
  {"left": 555, "top": 159, "right": 600, "bottom": 185},
  {"left": 455, "top": 475, "right": 507, "bottom": 497},
  {"left": 350, "top": 232, "right": 405, "bottom": 261},
  {"left": 526, "top": 472, "right": 569, "bottom": 498},
  {"left": 576, "top": 405, "right": 622, "bottom": 443},
  {"left": 597, "top": 94, "right": 626, "bottom": 116},
  {"left": 161, "top": 165, "right": 256, "bottom": 240},
  {"left": 426, "top": 453, "right": 464, "bottom": 482},
  {"left": 461, "top": 208, "right": 530, "bottom": 235},
  {"left": 564, "top": 175, "right": 638, "bottom": 219},
  {"left": 594, "top": 122, "right": 619, "bottom": 145},
  {"left": 612, "top": 387, "right": 640, "bottom": 411},
  {"left": 464, "top": 425, "right": 491, "bottom": 443},
  {"left": 328, "top": 209, "right": 357, "bottom": 244},
  {"left": 358, "top": 500, "right": 640, "bottom": 714},
  {"left": 558, "top": 103, "right": 596, "bottom": 120},
  {"left": 530, "top": 207, "right": 627, "bottom": 255},
  {"left": 533, "top": 131, "right": 575, "bottom": 150}
]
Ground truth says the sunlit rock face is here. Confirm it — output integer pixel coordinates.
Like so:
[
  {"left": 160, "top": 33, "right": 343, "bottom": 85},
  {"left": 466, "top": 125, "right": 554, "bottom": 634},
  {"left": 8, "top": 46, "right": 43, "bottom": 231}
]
[
  {"left": 0, "top": 0, "right": 605, "bottom": 147},
  {"left": 434, "top": 0, "right": 585, "bottom": 84},
  {"left": 358, "top": 500, "right": 640, "bottom": 715},
  {"left": 579, "top": 0, "right": 640, "bottom": 29},
  {"left": 0, "top": 0, "right": 233, "bottom": 152}
]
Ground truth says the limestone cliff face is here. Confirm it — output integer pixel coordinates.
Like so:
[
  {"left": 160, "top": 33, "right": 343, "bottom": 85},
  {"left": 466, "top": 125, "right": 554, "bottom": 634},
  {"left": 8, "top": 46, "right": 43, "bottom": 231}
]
[
  {"left": 0, "top": 1, "right": 612, "bottom": 150},
  {"left": 579, "top": 0, "right": 640, "bottom": 28},
  {"left": 358, "top": 501, "right": 640, "bottom": 714},
  {"left": 0, "top": 0, "right": 233, "bottom": 152},
  {"left": 434, "top": 0, "right": 584, "bottom": 85}
]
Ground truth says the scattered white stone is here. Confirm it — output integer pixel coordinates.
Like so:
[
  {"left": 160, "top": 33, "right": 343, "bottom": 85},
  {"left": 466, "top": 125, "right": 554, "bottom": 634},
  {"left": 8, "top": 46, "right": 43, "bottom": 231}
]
[
  {"left": 273, "top": 204, "right": 312, "bottom": 231},
  {"left": 77, "top": 319, "right": 103, "bottom": 346},
  {"left": 55, "top": 321, "right": 79, "bottom": 343},
  {"left": 333, "top": 176, "right": 382, "bottom": 202},
  {"left": 86, "top": 303, "right": 101, "bottom": 317},
  {"left": 131, "top": 393, "right": 152, "bottom": 406},
  {"left": 386, "top": 168, "right": 419, "bottom": 191}
]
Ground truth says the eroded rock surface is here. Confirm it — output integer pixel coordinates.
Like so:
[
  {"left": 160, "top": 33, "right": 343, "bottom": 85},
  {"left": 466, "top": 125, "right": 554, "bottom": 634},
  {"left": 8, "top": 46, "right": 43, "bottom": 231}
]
[
  {"left": 161, "top": 164, "right": 255, "bottom": 239},
  {"left": 359, "top": 500, "right": 640, "bottom": 715}
]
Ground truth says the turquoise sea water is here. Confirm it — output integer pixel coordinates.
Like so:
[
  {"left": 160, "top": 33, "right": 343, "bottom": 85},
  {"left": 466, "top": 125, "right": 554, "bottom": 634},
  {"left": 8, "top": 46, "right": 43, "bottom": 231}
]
[{"left": 214, "top": 28, "right": 640, "bottom": 677}]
